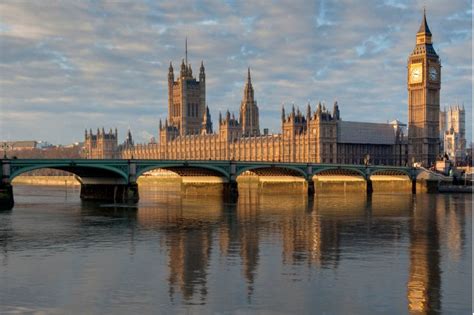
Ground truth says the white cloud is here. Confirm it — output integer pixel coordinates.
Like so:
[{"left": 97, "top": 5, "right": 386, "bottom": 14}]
[{"left": 0, "top": 0, "right": 471, "bottom": 144}]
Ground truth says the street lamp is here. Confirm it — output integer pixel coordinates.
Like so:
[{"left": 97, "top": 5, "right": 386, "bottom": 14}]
[
  {"left": 1, "top": 142, "right": 11, "bottom": 159},
  {"left": 364, "top": 154, "right": 370, "bottom": 167}
]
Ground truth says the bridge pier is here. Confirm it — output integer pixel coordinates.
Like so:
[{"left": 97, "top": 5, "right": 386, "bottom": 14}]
[
  {"left": 223, "top": 180, "right": 238, "bottom": 203},
  {"left": 307, "top": 180, "right": 315, "bottom": 196},
  {"left": 1, "top": 159, "right": 13, "bottom": 210},
  {"left": 0, "top": 183, "right": 14, "bottom": 210},
  {"left": 415, "top": 179, "right": 439, "bottom": 193},
  {"left": 80, "top": 183, "right": 139, "bottom": 204},
  {"left": 411, "top": 178, "right": 417, "bottom": 194},
  {"left": 366, "top": 179, "right": 373, "bottom": 195}
]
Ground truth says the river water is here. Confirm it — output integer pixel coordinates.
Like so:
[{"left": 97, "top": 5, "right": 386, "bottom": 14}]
[{"left": 0, "top": 184, "right": 471, "bottom": 314}]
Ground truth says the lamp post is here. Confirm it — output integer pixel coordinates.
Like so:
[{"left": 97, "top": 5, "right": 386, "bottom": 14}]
[
  {"left": 1, "top": 143, "right": 11, "bottom": 159},
  {"left": 364, "top": 154, "right": 370, "bottom": 167}
]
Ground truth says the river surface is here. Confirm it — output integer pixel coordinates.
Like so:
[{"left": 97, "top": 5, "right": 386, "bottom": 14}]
[{"left": 0, "top": 184, "right": 471, "bottom": 314}]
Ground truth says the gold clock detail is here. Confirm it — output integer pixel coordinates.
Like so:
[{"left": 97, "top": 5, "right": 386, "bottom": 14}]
[{"left": 409, "top": 63, "right": 423, "bottom": 84}]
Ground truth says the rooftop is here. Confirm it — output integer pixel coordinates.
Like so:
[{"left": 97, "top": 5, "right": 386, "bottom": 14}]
[{"left": 337, "top": 121, "right": 397, "bottom": 145}]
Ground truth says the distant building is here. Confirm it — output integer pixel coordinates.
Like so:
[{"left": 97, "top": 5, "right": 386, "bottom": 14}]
[
  {"left": 442, "top": 105, "right": 466, "bottom": 163},
  {"left": 36, "top": 141, "right": 54, "bottom": 149},
  {"left": 1, "top": 141, "right": 37, "bottom": 151},
  {"left": 439, "top": 108, "right": 447, "bottom": 146},
  {"left": 83, "top": 128, "right": 118, "bottom": 159}
]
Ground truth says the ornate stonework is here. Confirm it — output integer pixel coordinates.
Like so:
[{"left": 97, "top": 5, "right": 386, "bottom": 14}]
[
  {"left": 85, "top": 15, "right": 450, "bottom": 167},
  {"left": 407, "top": 10, "right": 441, "bottom": 166}
]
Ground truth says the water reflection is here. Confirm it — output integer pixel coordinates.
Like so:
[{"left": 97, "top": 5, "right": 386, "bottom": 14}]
[
  {"left": 135, "top": 186, "right": 469, "bottom": 312},
  {"left": 0, "top": 184, "right": 471, "bottom": 314},
  {"left": 407, "top": 196, "right": 441, "bottom": 314}
]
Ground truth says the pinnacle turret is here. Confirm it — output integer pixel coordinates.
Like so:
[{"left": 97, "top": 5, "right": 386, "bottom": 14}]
[
  {"left": 417, "top": 8, "right": 431, "bottom": 35},
  {"left": 240, "top": 67, "right": 259, "bottom": 136},
  {"left": 333, "top": 101, "right": 340, "bottom": 120},
  {"left": 412, "top": 8, "right": 436, "bottom": 55}
]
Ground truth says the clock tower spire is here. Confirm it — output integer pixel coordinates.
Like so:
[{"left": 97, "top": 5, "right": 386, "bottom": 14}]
[{"left": 407, "top": 9, "right": 441, "bottom": 166}]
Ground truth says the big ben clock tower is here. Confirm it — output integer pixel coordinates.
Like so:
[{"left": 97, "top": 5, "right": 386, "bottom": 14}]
[{"left": 407, "top": 10, "right": 441, "bottom": 166}]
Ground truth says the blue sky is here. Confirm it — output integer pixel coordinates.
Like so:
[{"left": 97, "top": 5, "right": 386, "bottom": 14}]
[{"left": 0, "top": 0, "right": 471, "bottom": 144}]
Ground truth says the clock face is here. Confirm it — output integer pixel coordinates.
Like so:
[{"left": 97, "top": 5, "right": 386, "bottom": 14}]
[
  {"left": 409, "top": 63, "right": 423, "bottom": 84},
  {"left": 429, "top": 67, "right": 438, "bottom": 81}
]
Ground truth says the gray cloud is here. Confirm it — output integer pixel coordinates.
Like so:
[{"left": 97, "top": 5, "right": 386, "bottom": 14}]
[{"left": 0, "top": 0, "right": 471, "bottom": 144}]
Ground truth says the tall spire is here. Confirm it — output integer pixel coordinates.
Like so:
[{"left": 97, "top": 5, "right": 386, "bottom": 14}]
[
  {"left": 418, "top": 7, "right": 431, "bottom": 35},
  {"left": 240, "top": 67, "right": 259, "bottom": 135},
  {"left": 413, "top": 7, "right": 435, "bottom": 53},
  {"left": 185, "top": 37, "right": 188, "bottom": 66},
  {"left": 244, "top": 67, "right": 254, "bottom": 100}
]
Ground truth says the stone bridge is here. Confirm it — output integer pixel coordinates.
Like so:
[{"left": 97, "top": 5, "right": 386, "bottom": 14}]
[{"left": 0, "top": 158, "right": 421, "bottom": 210}]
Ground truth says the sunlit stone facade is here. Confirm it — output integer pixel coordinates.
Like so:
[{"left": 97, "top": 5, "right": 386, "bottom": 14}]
[
  {"left": 85, "top": 15, "right": 464, "bottom": 167},
  {"left": 407, "top": 10, "right": 441, "bottom": 166},
  {"left": 440, "top": 105, "right": 466, "bottom": 163},
  {"left": 84, "top": 63, "right": 407, "bottom": 165}
]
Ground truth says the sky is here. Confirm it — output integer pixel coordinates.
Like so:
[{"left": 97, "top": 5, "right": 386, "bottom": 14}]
[{"left": 0, "top": 0, "right": 472, "bottom": 145}]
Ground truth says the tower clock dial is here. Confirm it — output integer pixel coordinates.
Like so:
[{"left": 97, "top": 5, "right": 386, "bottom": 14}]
[
  {"left": 429, "top": 66, "right": 438, "bottom": 81},
  {"left": 409, "top": 63, "right": 423, "bottom": 84}
]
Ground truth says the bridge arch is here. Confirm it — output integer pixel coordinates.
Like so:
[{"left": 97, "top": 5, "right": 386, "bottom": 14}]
[
  {"left": 235, "top": 165, "right": 307, "bottom": 178},
  {"left": 136, "top": 163, "right": 230, "bottom": 179},
  {"left": 10, "top": 164, "right": 128, "bottom": 183},
  {"left": 369, "top": 168, "right": 412, "bottom": 179},
  {"left": 312, "top": 166, "right": 367, "bottom": 179}
]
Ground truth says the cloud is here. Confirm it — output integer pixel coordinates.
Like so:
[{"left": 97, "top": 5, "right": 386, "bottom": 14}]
[{"left": 0, "top": 0, "right": 472, "bottom": 145}]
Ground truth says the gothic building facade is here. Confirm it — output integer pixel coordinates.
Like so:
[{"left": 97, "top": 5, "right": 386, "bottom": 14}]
[
  {"left": 85, "top": 13, "right": 446, "bottom": 167},
  {"left": 407, "top": 10, "right": 441, "bottom": 166},
  {"left": 440, "top": 105, "right": 466, "bottom": 163}
]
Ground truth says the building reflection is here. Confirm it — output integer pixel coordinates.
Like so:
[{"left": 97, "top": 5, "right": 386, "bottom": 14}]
[
  {"left": 407, "top": 195, "right": 441, "bottom": 314},
  {"left": 135, "top": 185, "right": 468, "bottom": 309},
  {"left": 406, "top": 194, "right": 468, "bottom": 314},
  {"left": 436, "top": 195, "right": 466, "bottom": 262},
  {"left": 137, "top": 188, "right": 223, "bottom": 303},
  {"left": 0, "top": 210, "right": 12, "bottom": 266},
  {"left": 233, "top": 188, "right": 260, "bottom": 298},
  {"left": 166, "top": 226, "right": 213, "bottom": 302},
  {"left": 279, "top": 196, "right": 326, "bottom": 267},
  {"left": 4, "top": 184, "right": 471, "bottom": 311}
]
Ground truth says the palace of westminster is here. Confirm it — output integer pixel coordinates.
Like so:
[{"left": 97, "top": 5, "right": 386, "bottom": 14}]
[{"left": 84, "top": 12, "right": 466, "bottom": 166}]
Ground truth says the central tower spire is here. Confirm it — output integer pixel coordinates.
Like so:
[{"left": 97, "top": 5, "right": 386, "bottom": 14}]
[
  {"left": 166, "top": 37, "right": 206, "bottom": 136},
  {"left": 239, "top": 67, "right": 260, "bottom": 137},
  {"left": 185, "top": 37, "right": 188, "bottom": 66}
]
